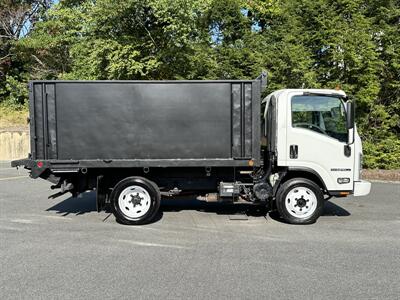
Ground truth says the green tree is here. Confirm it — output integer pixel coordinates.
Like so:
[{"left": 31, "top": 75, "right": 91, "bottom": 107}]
[
  {"left": 5, "top": 0, "right": 400, "bottom": 168},
  {"left": 362, "top": 0, "right": 400, "bottom": 168},
  {"left": 254, "top": 0, "right": 399, "bottom": 168},
  {"left": 0, "top": 0, "right": 51, "bottom": 107},
  {"left": 20, "top": 0, "right": 213, "bottom": 80}
]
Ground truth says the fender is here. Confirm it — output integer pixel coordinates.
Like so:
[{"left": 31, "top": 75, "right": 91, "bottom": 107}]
[{"left": 283, "top": 166, "right": 328, "bottom": 191}]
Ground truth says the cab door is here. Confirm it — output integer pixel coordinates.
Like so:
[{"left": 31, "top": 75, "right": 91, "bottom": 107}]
[{"left": 285, "top": 92, "right": 354, "bottom": 192}]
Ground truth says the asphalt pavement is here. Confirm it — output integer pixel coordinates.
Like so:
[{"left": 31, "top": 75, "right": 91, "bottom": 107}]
[{"left": 0, "top": 166, "right": 399, "bottom": 299}]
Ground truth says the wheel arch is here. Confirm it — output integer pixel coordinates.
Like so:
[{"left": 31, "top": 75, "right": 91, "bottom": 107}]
[{"left": 278, "top": 167, "right": 327, "bottom": 193}]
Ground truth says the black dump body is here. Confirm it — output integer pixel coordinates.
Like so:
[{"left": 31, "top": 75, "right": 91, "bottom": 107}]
[{"left": 14, "top": 76, "right": 265, "bottom": 172}]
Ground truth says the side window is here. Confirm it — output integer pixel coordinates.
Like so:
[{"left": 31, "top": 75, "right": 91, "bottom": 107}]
[{"left": 291, "top": 95, "right": 347, "bottom": 142}]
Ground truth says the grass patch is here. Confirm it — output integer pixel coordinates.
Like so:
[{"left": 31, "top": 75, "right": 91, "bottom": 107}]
[{"left": 0, "top": 106, "right": 29, "bottom": 130}]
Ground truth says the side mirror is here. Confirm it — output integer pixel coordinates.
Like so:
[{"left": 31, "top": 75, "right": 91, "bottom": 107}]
[{"left": 346, "top": 101, "right": 354, "bottom": 129}]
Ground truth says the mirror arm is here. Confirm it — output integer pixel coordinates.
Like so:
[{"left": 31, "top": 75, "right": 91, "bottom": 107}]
[{"left": 347, "top": 132, "right": 355, "bottom": 146}]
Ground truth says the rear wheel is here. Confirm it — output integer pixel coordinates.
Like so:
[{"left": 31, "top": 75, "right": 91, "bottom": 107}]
[
  {"left": 276, "top": 178, "right": 324, "bottom": 224},
  {"left": 110, "top": 177, "right": 160, "bottom": 225}
]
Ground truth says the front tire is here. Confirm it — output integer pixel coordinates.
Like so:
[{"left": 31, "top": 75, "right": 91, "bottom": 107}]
[
  {"left": 276, "top": 178, "right": 324, "bottom": 224},
  {"left": 110, "top": 177, "right": 161, "bottom": 225}
]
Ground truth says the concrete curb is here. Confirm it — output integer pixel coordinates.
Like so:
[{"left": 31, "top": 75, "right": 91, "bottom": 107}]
[
  {"left": 0, "top": 161, "right": 12, "bottom": 168},
  {"left": 367, "top": 179, "right": 400, "bottom": 185}
]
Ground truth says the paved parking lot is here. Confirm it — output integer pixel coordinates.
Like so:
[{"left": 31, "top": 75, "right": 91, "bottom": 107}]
[{"left": 0, "top": 166, "right": 399, "bottom": 299}]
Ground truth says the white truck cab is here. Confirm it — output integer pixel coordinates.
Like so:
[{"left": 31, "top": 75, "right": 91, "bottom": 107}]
[{"left": 264, "top": 89, "right": 371, "bottom": 206}]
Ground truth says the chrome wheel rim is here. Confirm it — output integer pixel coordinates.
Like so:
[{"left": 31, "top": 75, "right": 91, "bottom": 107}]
[
  {"left": 118, "top": 185, "right": 151, "bottom": 219},
  {"left": 284, "top": 187, "right": 317, "bottom": 219}
]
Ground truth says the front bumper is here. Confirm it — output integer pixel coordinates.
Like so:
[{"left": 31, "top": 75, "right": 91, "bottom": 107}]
[{"left": 354, "top": 180, "right": 371, "bottom": 196}]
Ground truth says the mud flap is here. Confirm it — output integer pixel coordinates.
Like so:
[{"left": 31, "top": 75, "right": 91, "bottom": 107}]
[{"left": 96, "top": 175, "right": 107, "bottom": 212}]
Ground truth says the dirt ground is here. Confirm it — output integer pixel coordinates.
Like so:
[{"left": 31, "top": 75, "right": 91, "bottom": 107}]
[{"left": 362, "top": 169, "right": 400, "bottom": 182}]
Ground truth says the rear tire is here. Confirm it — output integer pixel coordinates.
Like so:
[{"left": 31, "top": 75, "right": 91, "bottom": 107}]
[
  {"left": 110, "top": 176, "right": 160, "bottom": 225},
  {"left": 276, "top": 178, "right": 324, "bottom": 224}
]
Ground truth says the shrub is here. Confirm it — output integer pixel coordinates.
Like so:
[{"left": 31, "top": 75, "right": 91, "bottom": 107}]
[
  {"left": 0, "top": 75, "right": 29, "bottom": 109},
  {"left": 363, "top": 136, "right": 400, "bottom": 169}
]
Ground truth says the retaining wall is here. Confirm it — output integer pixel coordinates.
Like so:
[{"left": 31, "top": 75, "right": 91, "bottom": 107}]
[{"left": 0, "top": 130, "right": 30, "bottom": 160}]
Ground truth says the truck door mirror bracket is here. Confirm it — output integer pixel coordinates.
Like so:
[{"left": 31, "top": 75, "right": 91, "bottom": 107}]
[{"left": 344, "top": 145, "right": 351, "bottom": 157}]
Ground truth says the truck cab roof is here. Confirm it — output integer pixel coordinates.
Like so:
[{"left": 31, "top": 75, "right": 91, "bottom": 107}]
[{"left": 262, "top": 89, "right": 347, "bottom": 103}]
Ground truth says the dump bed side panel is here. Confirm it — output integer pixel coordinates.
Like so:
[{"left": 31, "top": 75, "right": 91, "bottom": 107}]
[
  {"left": 56, "top": 83, "right": 231, "bottom": 160},
  {"left": 30, "top": 81, "right": 260, "bottom": 164}
]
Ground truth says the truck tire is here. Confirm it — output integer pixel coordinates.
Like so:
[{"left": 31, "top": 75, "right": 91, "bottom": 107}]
[
  {"left": 276, "top": 178, "right": 324, "bottom": 224},
  {"left": 110, "top": 177, "right": 161, "bottom": 225}
]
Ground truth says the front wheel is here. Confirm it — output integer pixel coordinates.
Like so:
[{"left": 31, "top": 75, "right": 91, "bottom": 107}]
[
  {"left": 110, "top": 177, "right": 161, "bottom": 225},
  {"left": 276, "top": 178, "right": 324, "bottom": 224}
]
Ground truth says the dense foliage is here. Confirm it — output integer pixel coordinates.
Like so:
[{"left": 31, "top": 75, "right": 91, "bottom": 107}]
[{"left": 0, "top": 0, "right": 399, "bottom": 168}]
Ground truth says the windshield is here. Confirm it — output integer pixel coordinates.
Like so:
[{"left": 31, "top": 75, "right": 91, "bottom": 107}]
[{"left": 291, "top": 95, "right": 348, "bottom": 143}]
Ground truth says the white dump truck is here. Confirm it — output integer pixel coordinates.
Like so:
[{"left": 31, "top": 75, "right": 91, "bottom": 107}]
[{"left": 12, "top": 73, "right": 371, "bottom": 225}]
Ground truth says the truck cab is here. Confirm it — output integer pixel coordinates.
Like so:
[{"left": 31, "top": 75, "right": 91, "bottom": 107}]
[{"left": 262, "top": 89, "right": 371, "bottom": 223}]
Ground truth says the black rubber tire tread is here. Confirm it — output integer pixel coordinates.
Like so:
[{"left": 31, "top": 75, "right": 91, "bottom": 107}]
[
  {"left": 276, "top": 178, "right": 324, "bottom": 224},
  {"left": 110, "top": 176, "right": 161, "bottom": 225}
]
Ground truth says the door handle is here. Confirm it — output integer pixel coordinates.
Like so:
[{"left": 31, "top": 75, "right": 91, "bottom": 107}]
[{"left": 290, "top": 145, "right": 298, "bottom": 159}]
